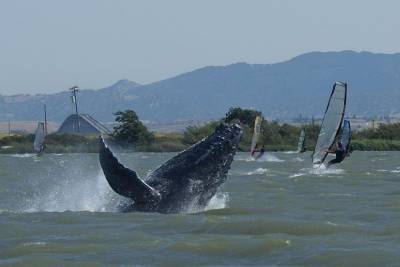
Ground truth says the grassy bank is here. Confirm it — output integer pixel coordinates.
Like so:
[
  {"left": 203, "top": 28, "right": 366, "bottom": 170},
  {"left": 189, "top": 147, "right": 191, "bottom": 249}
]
[
  {"left": 3, "top": 123, "right": 400, "bottom": 153},
  {"left": 0, "top": 134, "right": 99, "bottom": 153},
  {"left": 351, "top": 139, "right": 400, "bottom": 151},
  {"left": 0, "top": 133, "right": 191, "bottom": 154}
]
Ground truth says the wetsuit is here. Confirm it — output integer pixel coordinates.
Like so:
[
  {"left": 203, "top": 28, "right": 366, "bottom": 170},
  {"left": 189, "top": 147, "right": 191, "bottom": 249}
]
[{"left": 327, "top": 148, "right": 345, "bottom": 166}]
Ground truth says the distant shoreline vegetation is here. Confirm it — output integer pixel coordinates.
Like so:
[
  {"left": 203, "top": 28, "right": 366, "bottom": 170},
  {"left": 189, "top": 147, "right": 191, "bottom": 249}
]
[{"left": 2, "top": 108, "right": 400, "bottom": 153}]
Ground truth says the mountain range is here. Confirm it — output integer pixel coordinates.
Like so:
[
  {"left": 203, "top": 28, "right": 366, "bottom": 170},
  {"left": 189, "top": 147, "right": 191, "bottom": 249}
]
[{"left": 1, "top": 50, "right": 400, "bottom": 123}]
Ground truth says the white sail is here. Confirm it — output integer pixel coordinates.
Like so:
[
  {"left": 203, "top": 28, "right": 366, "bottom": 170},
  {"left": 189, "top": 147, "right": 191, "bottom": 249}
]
[
  {"left": 312, "top": 82, "right": 347, "bottom": 164},
  {"left": 297, "top": 128, "right": 306, "bottom": 153},
  {"left": 250, "top": 115, "right": 262, "bottom": 156},
  {"left": 33, "top": 122, "right": 46, "bottom": 153}
]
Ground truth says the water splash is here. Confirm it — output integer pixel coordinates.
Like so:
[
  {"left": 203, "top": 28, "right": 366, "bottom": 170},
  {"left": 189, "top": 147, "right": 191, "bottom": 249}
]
[
  {"left": 289, "top": 173, "right": 306, "bottom": 178},
  {"left": 302, "top": 164, "right": 345, "bottom": 176},
  {"left": 186, "top": 192, "right": 229, "bottom": 214},
  {"left": 205, "top": 192, "right": 229, "bottom": 211},
  {"left": 22, "top": 172, "right": 121, "bottom": 213}
]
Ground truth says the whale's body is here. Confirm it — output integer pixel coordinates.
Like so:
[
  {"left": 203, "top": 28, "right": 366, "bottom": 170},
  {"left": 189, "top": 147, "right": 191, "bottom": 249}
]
[{"left": 99, "top": 123, "right": 242, "bottom": 213}]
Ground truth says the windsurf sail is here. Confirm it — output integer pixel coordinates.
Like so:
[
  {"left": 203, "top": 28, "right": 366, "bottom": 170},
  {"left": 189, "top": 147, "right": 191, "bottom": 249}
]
[
  {"left": 339, "top": 120, "right": 351, "bottom": 154},
  {"left": 33, "top": 122, "right": 46, "bottom": 153},
  {"left": 312, "top": 82, "right": 347, "bottom": 164},
  {"left": 250, "top": 115, "right": 262, "bottom": 156},
  {"left": 297, "top": 128, "right": 306, "bottom": 153}
]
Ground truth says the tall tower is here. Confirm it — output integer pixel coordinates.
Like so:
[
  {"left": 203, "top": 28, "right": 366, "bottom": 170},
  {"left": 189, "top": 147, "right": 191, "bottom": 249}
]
[{"left": 69, "top": 86, "right": 80, "bottom": 133}]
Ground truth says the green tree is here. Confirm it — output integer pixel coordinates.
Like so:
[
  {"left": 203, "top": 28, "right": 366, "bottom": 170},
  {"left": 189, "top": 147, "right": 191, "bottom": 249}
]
[
  {"left": 182, "top": 121, "right": 221, "bottom": 145},
  {"left": 112, "top": 110, "right": 154, "bottom": 144}
]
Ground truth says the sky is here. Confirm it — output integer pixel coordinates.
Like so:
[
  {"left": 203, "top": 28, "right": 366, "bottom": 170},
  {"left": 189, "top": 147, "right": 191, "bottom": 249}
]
[{"left": 0, "top": 0, "right": 399, "bottom": 95}]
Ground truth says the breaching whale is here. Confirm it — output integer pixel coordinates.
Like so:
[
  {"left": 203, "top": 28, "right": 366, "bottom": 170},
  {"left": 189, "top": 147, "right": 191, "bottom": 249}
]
[{"left": 99, "top": 123, "right": 242, "bottom": 213}]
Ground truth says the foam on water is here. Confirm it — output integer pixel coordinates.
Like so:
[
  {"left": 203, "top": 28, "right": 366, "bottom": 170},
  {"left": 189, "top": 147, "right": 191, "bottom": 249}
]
[
  {"left": 292, "top": 156, "right": 304, "bottom": 162},
  {"left": 301, "top": 164, "right": 345, "bottom": 176},
  {"left": 10, "top": 153, "right": 35, "bottom": 158},
  {"left": 246, "top": 168, "right": 268, "bottom": 175},
  {"left": 257, "top": 154, "right": 285, "bottom": 162},
  {"left": 235, "top": 153, "right": 285, "bottom": 162},
  {"left": 283, "top": 151, "right": 298, "bottom": 154},
  {"left": 377, "top": 167, "right": 400, "bottom": 173},
  {"left": 289, "top": 173, "right": 306, "bottom": 178},
  {"left": 23, "top": 242, "right": 47, "bottom": 247}
]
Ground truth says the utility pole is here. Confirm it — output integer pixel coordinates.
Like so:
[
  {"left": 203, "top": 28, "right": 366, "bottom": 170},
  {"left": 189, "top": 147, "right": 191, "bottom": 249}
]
[
  {"left": 69, "top": 86, "right": 80, "bottom": 133},
  {"left": 8, "top": 120, "right": 11, "bottom": 136},
  {"left": 44, "top": 104, "right": 48, "bottom": 135}
]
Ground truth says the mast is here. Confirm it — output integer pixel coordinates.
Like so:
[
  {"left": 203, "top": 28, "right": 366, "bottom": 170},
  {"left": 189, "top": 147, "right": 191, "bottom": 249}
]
[
  {"left": 69, "top": 86, "right": 80, "bottom": 133},
  {"left": 44, "top": 104, "right": 47, "bottom": 135}
]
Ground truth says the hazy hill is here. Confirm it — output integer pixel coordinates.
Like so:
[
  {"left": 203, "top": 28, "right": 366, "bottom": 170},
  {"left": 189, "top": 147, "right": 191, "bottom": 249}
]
[{"left": 1, "top": 50, "right": 400, "bottom": 123}]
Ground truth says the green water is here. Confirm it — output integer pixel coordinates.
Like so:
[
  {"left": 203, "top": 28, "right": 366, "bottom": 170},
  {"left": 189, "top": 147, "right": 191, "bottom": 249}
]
[{"left": 1, "top": 152, "right": 400, "bottom": 266}]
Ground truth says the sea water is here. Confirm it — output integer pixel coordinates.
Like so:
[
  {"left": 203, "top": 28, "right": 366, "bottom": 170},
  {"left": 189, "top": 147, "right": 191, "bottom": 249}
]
[{"left": 1, "top": 152, "right": 400, "bottom": 266}]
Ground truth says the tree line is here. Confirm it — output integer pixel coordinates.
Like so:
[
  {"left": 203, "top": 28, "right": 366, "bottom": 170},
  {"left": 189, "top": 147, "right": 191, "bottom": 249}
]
[
  {"left": 110, "top": 107, "right": 400, "bottom": 152},
  {"left": 2, "top": 107, "right": 400, "bottom": 153}
]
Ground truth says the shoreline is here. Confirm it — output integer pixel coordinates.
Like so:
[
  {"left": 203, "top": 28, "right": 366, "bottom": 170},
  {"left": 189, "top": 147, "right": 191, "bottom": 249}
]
[{"left": 2, "top": 131, "right": 400, "bottom": 154}]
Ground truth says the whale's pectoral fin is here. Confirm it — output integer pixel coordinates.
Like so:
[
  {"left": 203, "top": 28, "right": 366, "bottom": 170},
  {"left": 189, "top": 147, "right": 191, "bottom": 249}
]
[{"left": 99, "top": 137, "right": 161, "bottom": 203}]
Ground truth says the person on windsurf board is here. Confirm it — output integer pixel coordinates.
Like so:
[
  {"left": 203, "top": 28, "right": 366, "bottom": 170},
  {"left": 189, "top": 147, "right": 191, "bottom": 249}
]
[
  {"left": 322, "top": 119, "right": 352, "bottom": 167},
  {"left": 250, "top": 115, "right": 262, "bottom": 159},
  {"left": 312, "top": 82, "right": 348, "bottom": 167},
  {"left": 297, "top": 128, "right": 306, "bottom": 153},
  {"left": 325, "top": 142, "right": 346, "bottom": 167},
  {"left": 252, "top": 145, "right": 265, "bottom": 160}
]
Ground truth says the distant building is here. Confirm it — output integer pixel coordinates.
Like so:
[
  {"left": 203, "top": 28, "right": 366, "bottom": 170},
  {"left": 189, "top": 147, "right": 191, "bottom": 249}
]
[{"left": 58, "top": 114, "right": 111, "bottom": 134}]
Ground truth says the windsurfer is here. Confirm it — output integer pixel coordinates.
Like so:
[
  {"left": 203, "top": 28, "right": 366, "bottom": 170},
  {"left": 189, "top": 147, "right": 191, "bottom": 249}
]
[
  {"left": 252, "top": 145, "right": 265, "bottom": 159},
  {"left": 325, "top": 142, "right": 346, "bottom": 167}
]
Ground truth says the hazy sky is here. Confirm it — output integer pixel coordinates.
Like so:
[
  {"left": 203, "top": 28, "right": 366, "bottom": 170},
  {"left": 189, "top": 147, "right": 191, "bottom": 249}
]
[{"left": 1, "top": 0, "right": 399, "bottom": 95}]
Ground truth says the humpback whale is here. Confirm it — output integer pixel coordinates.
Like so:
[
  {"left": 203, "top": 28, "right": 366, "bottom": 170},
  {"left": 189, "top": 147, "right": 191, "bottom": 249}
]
[{"left": 99, "top": 123, "right": 242, "bottom": 213}]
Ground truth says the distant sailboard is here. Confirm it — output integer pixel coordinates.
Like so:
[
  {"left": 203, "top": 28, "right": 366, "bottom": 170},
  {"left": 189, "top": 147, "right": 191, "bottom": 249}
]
[
  {"left": 250, "top": 115, "right": 262, "bottom": 157},
  {"left": 297, "top": 128, "right": 306, "bottom": 153},
  {"left": 33, "top": 122, "right": 46, "bottom": 154},
  {"left": 312, "top": 82, "right": 347, "bottom": 165}
]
